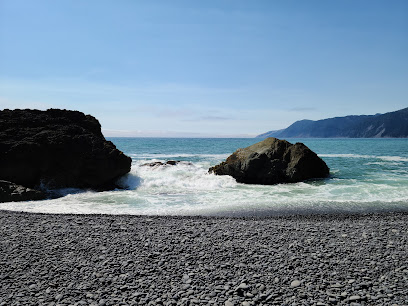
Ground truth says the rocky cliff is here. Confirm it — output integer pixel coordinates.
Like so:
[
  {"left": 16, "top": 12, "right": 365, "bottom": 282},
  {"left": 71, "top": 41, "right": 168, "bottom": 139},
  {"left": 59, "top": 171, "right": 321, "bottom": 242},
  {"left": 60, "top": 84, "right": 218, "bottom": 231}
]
[{"left": 0, "top": 109, "right": 132, "bottom": 202}]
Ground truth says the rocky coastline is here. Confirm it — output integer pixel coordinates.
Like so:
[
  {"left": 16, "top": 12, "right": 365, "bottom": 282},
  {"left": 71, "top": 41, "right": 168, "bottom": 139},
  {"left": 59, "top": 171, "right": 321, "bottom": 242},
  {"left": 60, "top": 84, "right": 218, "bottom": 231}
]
[{"left": 1, "top": 210, "right": 407, "bottom": 305}]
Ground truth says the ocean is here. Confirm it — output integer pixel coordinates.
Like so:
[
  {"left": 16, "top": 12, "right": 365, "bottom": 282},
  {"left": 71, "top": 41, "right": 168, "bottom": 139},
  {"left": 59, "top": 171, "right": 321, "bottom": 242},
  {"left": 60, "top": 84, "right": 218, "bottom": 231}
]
[{"left": 3, "top": 138, "right": 408, "bottom": 216}]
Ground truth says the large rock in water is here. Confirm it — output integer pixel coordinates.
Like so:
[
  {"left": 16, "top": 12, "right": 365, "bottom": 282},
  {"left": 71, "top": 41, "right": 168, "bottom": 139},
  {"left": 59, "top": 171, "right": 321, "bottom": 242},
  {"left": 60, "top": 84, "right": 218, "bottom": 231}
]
[
  {"left": 209, "top": 137, "right": 329, "bottom": 184},
  {"left": 0, "top": 109, "right": 131, "bottom": 192}
]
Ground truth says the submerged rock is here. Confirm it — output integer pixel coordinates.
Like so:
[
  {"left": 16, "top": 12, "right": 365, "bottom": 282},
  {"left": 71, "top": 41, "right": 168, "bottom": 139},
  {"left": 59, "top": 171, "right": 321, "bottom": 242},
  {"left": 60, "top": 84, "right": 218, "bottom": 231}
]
[
  {"left": 0, "top": 109, "right": 131, "bottom": 192},
  {"left": 141, "top": 160, "right": 192, "bottom": 167},
  {"left": 209, "top": 137, "right": 329, "bottom": 185},
  {"left": 0, "top": 180, "right": 47, "bottom": 203}
]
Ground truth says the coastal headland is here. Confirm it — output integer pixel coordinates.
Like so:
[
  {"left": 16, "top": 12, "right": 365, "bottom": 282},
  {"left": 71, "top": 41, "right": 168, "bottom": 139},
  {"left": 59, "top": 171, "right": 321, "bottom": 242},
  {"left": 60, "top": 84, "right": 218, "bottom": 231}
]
[{"left": 1, "top": 210, "right": 407, "bottom": 305}]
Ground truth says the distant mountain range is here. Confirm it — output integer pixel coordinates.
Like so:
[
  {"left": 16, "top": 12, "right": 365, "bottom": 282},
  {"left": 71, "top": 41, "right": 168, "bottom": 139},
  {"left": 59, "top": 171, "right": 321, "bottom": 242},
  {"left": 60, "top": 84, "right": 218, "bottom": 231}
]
[{"left": 257, "top": 107, "right": 408, "bottom": 138}]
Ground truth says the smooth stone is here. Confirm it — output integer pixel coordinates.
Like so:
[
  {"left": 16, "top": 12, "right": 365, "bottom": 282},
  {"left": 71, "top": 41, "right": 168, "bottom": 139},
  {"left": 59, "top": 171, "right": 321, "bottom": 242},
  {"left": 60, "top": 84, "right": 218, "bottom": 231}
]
[
  {"left": 182, "top": 274, "right": 190, "bottom": 282},
  {"left": 349, "top": 295, "right": 361, "bottom": 301},
  {"left": 54, "top": 294, "right": 63, "bottom": 301},
  {"left": 235, "top": 283, "right": 249, "bottom": 291},
  {"left": 290, "top": 280, "right": 301, "bottom": 288}
]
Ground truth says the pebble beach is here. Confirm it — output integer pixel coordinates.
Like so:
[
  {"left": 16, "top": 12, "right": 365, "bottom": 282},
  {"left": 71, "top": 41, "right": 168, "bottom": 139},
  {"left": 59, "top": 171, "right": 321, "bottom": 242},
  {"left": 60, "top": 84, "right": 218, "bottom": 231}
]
[{"left": 0, "top": 210, "right": 407, "bottom": 305}]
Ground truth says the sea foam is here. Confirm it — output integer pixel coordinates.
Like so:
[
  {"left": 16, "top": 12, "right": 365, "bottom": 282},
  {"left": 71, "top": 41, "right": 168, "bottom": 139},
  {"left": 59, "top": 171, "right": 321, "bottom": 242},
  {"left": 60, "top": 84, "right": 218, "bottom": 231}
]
[{"left": 319, "top": 154, "right": 408, "bottom": 163}]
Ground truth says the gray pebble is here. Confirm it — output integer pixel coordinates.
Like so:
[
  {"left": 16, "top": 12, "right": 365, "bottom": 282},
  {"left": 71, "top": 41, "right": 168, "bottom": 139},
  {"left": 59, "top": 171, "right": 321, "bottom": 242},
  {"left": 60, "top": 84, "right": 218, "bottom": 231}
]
[
  {"left": 349, "top": 295, "right": 361, "bottom": 301},
  {"left": 290, "top": 280, "right": 301, "bottom": 288},
  {"left": 0, "top": 211, "right": 407, "bottom": 305}
]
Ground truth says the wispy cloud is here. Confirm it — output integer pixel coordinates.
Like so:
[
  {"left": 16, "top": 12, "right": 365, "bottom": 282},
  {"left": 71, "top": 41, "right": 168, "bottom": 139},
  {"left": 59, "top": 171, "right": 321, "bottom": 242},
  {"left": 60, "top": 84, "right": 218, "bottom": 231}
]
[
  {"left": 102, "top": 129, "right": 255, "bottom": 138},
  {"left": 155, "top": 109, "right": 195, "bottom": 119},
  {"left": 200, "top": 115, "right": 232, "bottom": 121},
  {"left": 0, "top": 76, "right": 333, "bottom": 136},
  {"left": 123, "top": 105, "right": 235, "bottom": 122},
  {"left": 288, "top": 107, "right": 316, "bottom": 112},
  {"left": 182, "top": 115, "right": 233, "bottom": 122},
  {"left": 0, "top": 77, "right": 243, "bottom": 98}
]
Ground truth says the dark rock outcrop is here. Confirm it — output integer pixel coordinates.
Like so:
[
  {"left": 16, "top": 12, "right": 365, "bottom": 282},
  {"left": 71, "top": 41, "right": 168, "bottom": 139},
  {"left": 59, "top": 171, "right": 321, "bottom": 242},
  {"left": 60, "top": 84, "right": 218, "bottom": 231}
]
[
  {"left": 0, "top": 109, "right": 132, "bottom": 193},
  {"left": 0, "top": 180, "right": 47, "bottom": 203},
  {"left": 141, "top": 160, "right": 192, "bottom": 167},
  {"left": 209, "top": 138, "right": 329, "bottom": 185}
]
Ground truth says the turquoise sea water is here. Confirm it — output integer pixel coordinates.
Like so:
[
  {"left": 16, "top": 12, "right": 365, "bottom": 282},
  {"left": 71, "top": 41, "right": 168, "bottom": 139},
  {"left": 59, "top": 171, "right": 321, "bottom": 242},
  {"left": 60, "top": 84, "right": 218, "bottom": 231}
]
[{"left": 3, "top": 138, "right": 408, "bottom": 216}]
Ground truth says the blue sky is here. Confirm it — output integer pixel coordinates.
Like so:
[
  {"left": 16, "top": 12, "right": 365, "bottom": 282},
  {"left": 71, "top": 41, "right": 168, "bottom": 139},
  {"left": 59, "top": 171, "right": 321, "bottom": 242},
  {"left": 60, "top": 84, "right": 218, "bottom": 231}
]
[{"left": 1, "top": 0, "right": 407, "bottom": 137}]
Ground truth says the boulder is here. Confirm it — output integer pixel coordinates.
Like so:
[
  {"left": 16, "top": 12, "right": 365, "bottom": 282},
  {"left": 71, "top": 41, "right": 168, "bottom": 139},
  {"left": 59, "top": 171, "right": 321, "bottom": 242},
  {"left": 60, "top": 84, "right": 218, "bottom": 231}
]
[
  {"left": 141, "top": 160, "right": 192, "bottom": 167},
  {"left": 0, "top": 180, "right": 47, "bottom": 203},
  {"left": 0, "top": 109, "right": 132, "bottom": 191},
  {"left": 209, "top": 137, "right": 329, "bottom": 184}
]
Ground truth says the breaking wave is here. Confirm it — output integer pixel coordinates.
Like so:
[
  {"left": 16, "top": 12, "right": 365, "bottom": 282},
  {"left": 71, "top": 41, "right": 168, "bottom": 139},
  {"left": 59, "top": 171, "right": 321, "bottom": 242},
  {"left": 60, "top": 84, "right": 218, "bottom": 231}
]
[{"left": 2, "top": 138, "right": 408, "bottom": 216}]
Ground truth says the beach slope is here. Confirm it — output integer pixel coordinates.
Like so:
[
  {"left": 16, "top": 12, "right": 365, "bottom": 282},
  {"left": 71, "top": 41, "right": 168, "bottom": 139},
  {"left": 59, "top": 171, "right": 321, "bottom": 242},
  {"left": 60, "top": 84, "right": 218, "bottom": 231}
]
[{"left": 0, "top": 211, "right": 407, "bottom": 305}]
